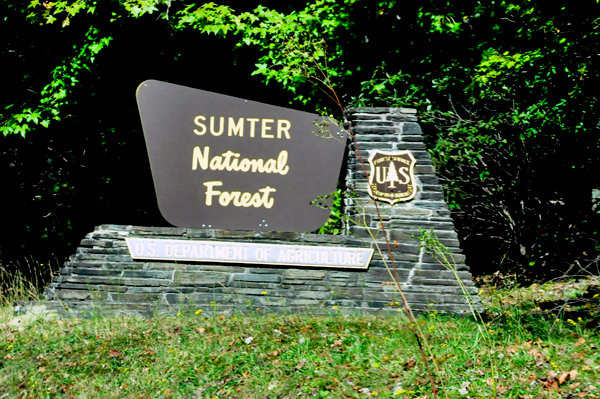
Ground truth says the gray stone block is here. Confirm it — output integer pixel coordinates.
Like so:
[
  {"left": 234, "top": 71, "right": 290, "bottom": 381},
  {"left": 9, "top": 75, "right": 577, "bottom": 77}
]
[
  {"left": 222, "top": 287, "right": 292, "bottom": 297},
  {"left": 132, "top": 227, "right": 187, "bottom": 236},
  {"left": 215, "top": 230, "right": 256, "bottom": 239},
  {"left": 331, "top": 288, "right": 363, "bottom": 299},
  {"left": 186, "top": 265, "right": 246, "bottom": 273},
  {"left": 417, "top": 262, "right": 469, "bottom": 271},
  {"left": 256, "top": 297, "right": 288, "bottom": 307},
  {"left": 390, "top": 207, "right": 432, "bottom": 216},
  {"left": 288, "top": 299, "right": 321, "bottom": 306},
  {"left": 106, "top": 255, "right": 134, "bottom": 262},
  {"left": 351, "top": 120, "right": 395, "bottom": 127},
  {"left": 323, "top": 299, "right": 361, "bottom": 308},
  {"left": 363, "top": 291, "right": 400, "bottom": 301},
  {"left": 329, "top": 272, "right": 356, "bottom": 281},
  {"left": 390, "top": 244, "right": 421, "bottom": 254},
  {"left": 72, "top": 254, "right": 108, "bottom": 261},
  {"left": 395, "top": 142, "right": 426, "bottom": 150},
  {"left": 128, "top": 286, "right": 200, "bottom": 293},
  {"left": 402, "top": 135, "right": 424, "bottom": 142},
  {"left": 185, "top": 229, "right": 214, "bottom": 238},
  {"left": 363, "top": 269, "right": 409, "bottom": 283},
  {"left": 353, "top": 126, "right": 397, "bottom": 134},
  {"left": 123, "top": 270, "right": 173, "bottom": 279},
  {"left": 418, "top": 175, "right": 440, "bottom": 185},
  {"left": 81, "top": 247, "right": 130, "bottom": 255},
  {"left": 409, "top": 278, "right": 467, "bottom": 286},
  {"left": 71, "top": 268, "right": 123, "bottom": 277},
  {"left": 401, "top": 123, "right": 423, "bottom": 134},
  {"left": 173, "top": 271, "right": 229, "bottom": 287},
  {"left": 346, "top": 114, "right": 384, "bottom": 120},
  {"left": 90, "top": 232, "right": 128, "bottom": 240},
  {"left": 437, "top": 238, "right": 461, "bottom": 247},
  {"left": 302, "top": 234, "right": 345, "bottom": 243},
  {"left": 111, "top": 293, "right": 161, "bottom": 302},
  {"left": 295, "top": 291, "right": 331, "bottom": 299},
  {"left": 386, "top": 114, "right": 418, "bottom": 122},
  {"left": 246, "top": 267, "right": 287, "bottom": 275},
  {"left": 57, "top": 283, "right": 129, "bottom": 293},
  {"left": 146, "top": 262, "right": 187, "bottom": 270},
  {"left": 284, "top": 270, "right": 325, "bottom": 280},
  {"left": 232, "top": 273, "right": 280, "bottom": 283},
  {"left": 419, "top": 192, "right": 445, "bottom": 201},
  {"left": 80, "top": 239, "right": 113, "bottom": 247},
  {"left": 352, "top": 213, "right": 371, "bottom": 226},
  {"left": 352, "top": 134, "right": 399, "bottom": 143},
  {"left": 439, "top": 270, "right": 473, "bottom": 280},
  {"left": 164, "top": 293, "right": 230, "bottom": 305},
  {"left": 349, "top": 226, "right": 380, "bottom": 239},
  {"left": 411, "top": 201, "right": 450, "bottom": 211},
  {"left": 65, "top": 276, "right": 171, "bottom": 287},
  {"left": 345, "top": 107, "right": 391, "bottom": 115},
  {"left": 371, "top": 251, "right": 419, "bottom": 262},
  {"left": 415, "top": 165, "right": 436, "bottom": 174},
  {"left": 387, "top": 230, "right": 420, "bottom": 243},
  {"left": 97, "top": 224, "right": 132, "bottom": 231},
  {"left": 294, "top": 284, "right": 335, "bottom": 291},
  {"left": 389, "top": 221, "right": 454, "bottom": 230},
  {"left": 352, "top": 142, "right": 396, "bottom": 150},
  {"left": 422, "top": 253, "right": 466, "bottom": 264},
  {"left": 427, "top": 230, "right": 459, "bottom": 239},
  {"left": 258, "top": 232, "right": 301, "bottom": 240},
  {"left": 56, "top": 290, "right": 106, "bottom": 300},
  {"left": 421, "top": 185, "right": 443, "bottom": 193},
  {"left": 410, "top": 269, "right": 442, "bottom": 279},
  {"left": 102, "top": 262, "right": 145, "bottom": 270},
  {"left": 229, "top": 281, "right": 283, "bottom": 289},
  {"left": 281, "top": 279, "right": 307, "bottom": 285},
  {"left": 430, "top": 217, "right": 454, "bottom": 222}
]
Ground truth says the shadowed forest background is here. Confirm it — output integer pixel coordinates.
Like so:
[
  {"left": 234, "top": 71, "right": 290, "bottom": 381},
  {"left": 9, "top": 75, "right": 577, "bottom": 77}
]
[{"left": 2, "top": 0, "right": 599, "bottom": 287}]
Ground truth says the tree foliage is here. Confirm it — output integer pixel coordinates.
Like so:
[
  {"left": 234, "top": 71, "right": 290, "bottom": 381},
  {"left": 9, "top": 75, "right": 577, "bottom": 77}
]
[{"left": 2, "top": 0, "right": 600, "bottom": 281}]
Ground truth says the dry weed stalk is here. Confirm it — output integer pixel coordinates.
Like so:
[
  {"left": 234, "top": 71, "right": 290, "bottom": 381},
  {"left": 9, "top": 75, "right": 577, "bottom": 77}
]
[
  {"left": 420, "top": 230, "right": 498, "bottom": 398},
  {"left": 306, "top": 55, "right": 441, "bottom": 398}
]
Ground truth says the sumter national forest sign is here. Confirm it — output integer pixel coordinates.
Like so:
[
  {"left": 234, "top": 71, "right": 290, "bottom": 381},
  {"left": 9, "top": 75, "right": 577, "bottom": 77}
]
[
  {"left": 44, "top": 108, "right": 478, "bottom": 315},
  {"left": 136, "top": 80, "right": 346, "bottom": 232}
]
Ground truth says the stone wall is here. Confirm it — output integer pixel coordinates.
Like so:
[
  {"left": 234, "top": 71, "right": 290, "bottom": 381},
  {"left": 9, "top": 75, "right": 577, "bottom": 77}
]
[
  {"left": 32, "top": 108, "right": 479, "bottom": 317},
  {"left": 344, "top": 107, "right": 472, "bottom": 286}
]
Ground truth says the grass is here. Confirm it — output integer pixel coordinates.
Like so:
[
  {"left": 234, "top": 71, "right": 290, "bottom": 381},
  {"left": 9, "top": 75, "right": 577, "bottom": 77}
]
[{"left": 1, "top": 299, "right": 599, "bottom": 398}]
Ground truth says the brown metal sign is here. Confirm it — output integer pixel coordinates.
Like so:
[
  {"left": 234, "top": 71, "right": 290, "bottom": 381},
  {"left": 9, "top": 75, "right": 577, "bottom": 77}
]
[
  {"left": 136, "top": 80, "right": 346, "bottom": 232},
  {"left": 368, "top": 150, "right": 417, "bottom": 204}
]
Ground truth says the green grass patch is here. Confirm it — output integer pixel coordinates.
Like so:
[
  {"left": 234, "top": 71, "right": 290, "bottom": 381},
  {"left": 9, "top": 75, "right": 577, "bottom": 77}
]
[{"left": 1, "top": 306, "right": 599, "bottom": 398}]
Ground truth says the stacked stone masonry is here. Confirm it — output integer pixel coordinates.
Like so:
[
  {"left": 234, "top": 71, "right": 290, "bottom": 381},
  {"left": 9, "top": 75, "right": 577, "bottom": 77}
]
[{"left": 36, "top": 107, "right": 479, "bottom": 317}]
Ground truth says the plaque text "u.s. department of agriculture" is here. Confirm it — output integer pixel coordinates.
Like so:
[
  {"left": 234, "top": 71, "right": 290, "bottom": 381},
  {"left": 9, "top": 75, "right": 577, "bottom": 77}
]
[{"left": 126, "top": 238, "right": 373, "bottom": 269}]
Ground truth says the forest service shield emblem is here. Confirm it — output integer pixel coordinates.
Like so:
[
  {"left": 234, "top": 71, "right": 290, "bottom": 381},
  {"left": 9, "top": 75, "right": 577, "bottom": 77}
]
[{"left": 368, "top": 150, "right": 417, "bottom": 204}]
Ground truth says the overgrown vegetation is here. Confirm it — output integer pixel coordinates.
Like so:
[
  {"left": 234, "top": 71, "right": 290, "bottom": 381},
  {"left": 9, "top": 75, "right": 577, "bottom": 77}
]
[{"left": 0, "top": 258, "right": 58, "bottom": 307}]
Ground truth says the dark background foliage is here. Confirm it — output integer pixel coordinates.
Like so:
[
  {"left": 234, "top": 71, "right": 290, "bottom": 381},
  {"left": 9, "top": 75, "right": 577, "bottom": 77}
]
[
  {"left": 1, "top": 0, "right": 301, "bottom": 275},
  {"left": 2, "top": 0, "right": 599, "bottom": 285}
]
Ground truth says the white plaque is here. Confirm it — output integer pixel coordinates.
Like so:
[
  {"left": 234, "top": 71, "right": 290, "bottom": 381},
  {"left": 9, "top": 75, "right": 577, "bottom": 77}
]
[{"left": 126, "top": 238, "right": 373, "bottom": 269}]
